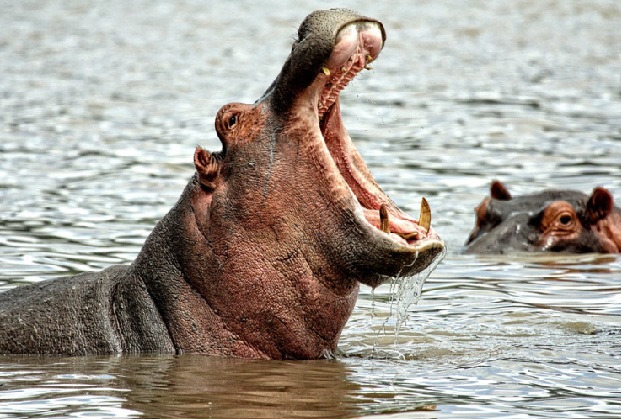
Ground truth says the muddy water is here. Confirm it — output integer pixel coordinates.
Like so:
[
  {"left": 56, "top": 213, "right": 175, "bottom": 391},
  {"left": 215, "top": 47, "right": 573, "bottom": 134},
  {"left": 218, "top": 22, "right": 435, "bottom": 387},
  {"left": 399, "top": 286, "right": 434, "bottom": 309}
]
[{"left": 1, "top": 0, "right": 620, "bottom": 417}]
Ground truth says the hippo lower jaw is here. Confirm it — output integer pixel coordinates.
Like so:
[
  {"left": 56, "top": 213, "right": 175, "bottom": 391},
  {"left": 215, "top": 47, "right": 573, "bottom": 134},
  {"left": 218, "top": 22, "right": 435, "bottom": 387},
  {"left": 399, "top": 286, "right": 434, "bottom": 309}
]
[{"left": 305, "top": 20, "right": 445, "bottom": 280}]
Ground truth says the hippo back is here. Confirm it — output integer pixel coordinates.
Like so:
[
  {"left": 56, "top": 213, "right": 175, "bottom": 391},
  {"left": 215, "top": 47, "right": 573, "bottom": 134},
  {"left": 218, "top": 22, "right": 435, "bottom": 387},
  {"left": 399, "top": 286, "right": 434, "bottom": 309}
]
[{"left": 0, "top": 266, "right": 174, "bottom": 355}]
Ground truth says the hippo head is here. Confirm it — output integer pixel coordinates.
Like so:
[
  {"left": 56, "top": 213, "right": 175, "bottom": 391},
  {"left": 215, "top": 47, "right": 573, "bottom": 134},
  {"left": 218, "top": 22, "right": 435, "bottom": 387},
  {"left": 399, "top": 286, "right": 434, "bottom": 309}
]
[
  {"left": 193, "top": 9, "right": 443, "bottom": 282},
  {"left": 140, "top": 9, "right": 445, "bottom": 359},
  {"left": 465, "top": 180, "right": 621, "bottom": 254}
]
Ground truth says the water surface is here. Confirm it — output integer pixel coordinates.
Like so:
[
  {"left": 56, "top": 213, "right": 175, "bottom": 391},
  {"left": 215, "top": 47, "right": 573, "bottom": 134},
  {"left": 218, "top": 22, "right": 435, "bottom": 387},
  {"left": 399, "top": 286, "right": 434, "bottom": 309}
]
[{"left": 1, "top": 0, "right": 620, "bottom": 417}]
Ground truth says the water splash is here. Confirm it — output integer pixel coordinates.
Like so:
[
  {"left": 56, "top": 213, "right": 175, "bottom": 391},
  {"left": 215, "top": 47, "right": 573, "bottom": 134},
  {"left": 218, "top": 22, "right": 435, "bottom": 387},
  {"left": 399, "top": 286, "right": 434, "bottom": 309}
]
[
  {"left": 367, "top": 247, "right": 447, "bottom": 359},
  {"left": 390, "top": 272, "right": 425, "bottom": 333},
  {"left": 389, "top": 248, "right": 446, "bottom": 338}
]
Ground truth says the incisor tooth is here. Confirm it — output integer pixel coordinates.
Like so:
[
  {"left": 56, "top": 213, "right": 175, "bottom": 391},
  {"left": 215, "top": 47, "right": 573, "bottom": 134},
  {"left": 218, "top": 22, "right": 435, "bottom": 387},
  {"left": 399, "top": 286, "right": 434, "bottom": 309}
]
[
  {"left": 379, "top": 204, "right": 390, "bottom": 234},
  {"left": 322, "top": 66, "right": 331, "bottom": 75},
  {"left": 419, "top": 197, "right": 431, "bottom": 232}
]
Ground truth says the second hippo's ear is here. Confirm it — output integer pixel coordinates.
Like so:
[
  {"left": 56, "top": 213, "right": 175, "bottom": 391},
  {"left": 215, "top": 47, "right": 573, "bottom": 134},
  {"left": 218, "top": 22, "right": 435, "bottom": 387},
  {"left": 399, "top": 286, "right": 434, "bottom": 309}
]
[
  {"left": 585, "top": 187, "right": 614, "bottom": 223},
  {"left": 490, "top": 180, "right": 512, "bottom": 201},
  {"left": 194, "top": 147, "right": 221, "bottom": 191}
]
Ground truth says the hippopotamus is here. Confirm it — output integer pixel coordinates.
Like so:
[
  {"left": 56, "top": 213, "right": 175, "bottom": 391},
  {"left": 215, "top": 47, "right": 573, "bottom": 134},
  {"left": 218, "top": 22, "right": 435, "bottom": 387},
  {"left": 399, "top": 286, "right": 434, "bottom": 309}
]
[
  {"left": 465, "top": 180, "right": 621, "bottom": 254},
  {"left": 0, "top": 9, "right": 444, "bottom": 359}
]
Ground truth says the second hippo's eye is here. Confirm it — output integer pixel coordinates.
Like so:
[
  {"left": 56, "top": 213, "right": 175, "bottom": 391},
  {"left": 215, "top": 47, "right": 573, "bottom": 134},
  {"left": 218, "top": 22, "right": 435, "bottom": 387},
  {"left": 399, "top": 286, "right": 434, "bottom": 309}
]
[
  {"left": 558, "top": 213, "right": 573, "bottom": 226},
  {"left": 227, "top": 114, "right": 238, "bottom": 128}
]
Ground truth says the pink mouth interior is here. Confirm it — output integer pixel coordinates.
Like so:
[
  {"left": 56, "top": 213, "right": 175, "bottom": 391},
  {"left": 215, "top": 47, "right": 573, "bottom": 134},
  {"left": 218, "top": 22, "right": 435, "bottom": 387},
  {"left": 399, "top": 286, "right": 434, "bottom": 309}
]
[{"left": 316, "top": 22, "right": 434, "bottom": 245}]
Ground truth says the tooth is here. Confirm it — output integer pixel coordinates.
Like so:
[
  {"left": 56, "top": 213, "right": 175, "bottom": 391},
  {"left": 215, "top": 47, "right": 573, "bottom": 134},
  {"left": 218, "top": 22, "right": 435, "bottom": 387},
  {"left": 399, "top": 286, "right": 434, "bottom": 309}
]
[
  {"left": 322, "top": 66, "right": 331, "bottom": 75},
  {"left": 366, "top": 54, "right": 374, "bottom": 63},
  {"left": 365, "top": 65, "right": 373, "bottom": 70},
  {"left": 379, "top": 204, "right": 390, "bottom": 234},
  {"left": 419, "top": 197, "right": 431, "bottom": 233},
  {"left": 340, "top": 66, "right": 347, "bottom": 72}
]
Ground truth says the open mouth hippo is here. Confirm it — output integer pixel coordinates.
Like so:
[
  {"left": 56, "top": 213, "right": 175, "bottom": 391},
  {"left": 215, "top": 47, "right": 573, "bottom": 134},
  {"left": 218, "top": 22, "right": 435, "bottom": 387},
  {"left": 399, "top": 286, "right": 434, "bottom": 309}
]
[
  {"left": 465, "top": 180, "right": 621, "bottom": 254},
  {"left": 0, "top": 9, "right": 445, "bottom": 359}
]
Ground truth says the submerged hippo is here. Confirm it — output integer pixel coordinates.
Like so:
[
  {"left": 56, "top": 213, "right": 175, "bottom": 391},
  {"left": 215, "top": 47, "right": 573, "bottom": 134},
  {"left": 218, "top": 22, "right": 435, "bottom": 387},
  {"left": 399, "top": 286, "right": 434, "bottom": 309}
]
[
  {"left": 465, "top": 180, "right": 621, "bottom": 254},
  {"left": 0, "top": 9, "right": 444, "bottom": 359}
]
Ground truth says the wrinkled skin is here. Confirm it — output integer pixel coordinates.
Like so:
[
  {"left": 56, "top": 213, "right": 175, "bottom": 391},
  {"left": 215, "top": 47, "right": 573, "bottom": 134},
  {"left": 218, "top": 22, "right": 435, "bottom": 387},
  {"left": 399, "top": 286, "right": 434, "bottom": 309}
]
[
  {"left": 0, "top": 9, "right": 445, "bottom": 359},
  {"left": 465, "top": 180, "right": 621, "bottom": 254}
]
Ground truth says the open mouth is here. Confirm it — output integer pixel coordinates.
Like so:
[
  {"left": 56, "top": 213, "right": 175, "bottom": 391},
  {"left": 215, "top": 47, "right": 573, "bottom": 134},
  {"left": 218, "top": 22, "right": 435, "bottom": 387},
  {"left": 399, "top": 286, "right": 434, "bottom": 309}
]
[{"left": 313, "top": 21, "right": 440, "bottom": 248}]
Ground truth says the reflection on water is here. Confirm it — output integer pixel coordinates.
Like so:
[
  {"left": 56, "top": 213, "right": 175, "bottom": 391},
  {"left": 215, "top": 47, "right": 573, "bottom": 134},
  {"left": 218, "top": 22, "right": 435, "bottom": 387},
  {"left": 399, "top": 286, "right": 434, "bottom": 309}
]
[
  {"left": 1, "top": 0, "right": 621, "bottom": 417},
  {"left": 1, "top": 356, "right": 363, "bottom": 419}
]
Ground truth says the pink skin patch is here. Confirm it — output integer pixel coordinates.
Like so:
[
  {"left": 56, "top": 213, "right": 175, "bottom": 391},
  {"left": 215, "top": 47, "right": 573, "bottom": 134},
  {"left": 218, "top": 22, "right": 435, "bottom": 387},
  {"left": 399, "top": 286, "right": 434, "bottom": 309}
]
[{"left": 316, "top": 22, "right": 438, "bottom": 245}]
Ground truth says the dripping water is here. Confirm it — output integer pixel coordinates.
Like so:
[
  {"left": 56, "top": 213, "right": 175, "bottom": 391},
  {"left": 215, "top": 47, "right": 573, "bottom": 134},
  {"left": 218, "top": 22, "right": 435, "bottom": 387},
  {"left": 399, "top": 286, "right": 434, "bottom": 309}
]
[
  {"left": 392, "top": 248, "right": 446, "bottom": 333},
  {"left": 368, "top": 247, "right": 447, "bottom": 358}
]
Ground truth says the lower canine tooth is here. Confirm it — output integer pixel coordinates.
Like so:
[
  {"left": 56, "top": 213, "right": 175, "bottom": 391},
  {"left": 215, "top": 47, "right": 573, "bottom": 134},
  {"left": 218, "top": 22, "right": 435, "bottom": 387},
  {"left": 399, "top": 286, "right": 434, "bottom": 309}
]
[
  {"left": 322, "top": 66, "right": 331, "bottom": 75},
  {"left": 379, "top": 204, "right": 390, "bottom": 234},
  {"left": 419, "top": 197, "right": 432, "bottom": 232}
]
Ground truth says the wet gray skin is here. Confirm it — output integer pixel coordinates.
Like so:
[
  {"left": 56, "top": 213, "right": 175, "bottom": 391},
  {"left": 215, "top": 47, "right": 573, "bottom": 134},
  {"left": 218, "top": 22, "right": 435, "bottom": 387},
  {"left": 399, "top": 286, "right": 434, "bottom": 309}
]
[
  {"left": 466, "top": 190, "right": 587, "bottom": 253},
  {"left": 0, "top": 9, "right": 444, "bottom": 359},
  {"left": 465, "top": 181, "right": 621, "bottom": 254}
]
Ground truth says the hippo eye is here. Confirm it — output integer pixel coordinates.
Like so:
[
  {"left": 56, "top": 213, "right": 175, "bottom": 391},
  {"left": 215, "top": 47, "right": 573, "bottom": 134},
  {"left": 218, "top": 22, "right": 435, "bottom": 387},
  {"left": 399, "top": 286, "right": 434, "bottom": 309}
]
[
  {"left": 558, "top": 213, "right": 573, "bottom": 226},
  {"left": 227, "top": 114, "right": 238, "bottom": 128}
]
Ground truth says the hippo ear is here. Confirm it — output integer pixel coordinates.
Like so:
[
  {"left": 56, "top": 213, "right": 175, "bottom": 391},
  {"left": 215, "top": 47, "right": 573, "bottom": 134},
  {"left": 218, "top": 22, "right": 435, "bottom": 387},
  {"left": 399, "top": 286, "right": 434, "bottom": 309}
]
[
  {"left": 490, "top": 180, "right": 512, "bottom": 201},
  {"left": 585, "top": 187, "right": 614, "bottom": 223},
  {"left": 194, "top": 147, "right": 221, "bottom": 191}
]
